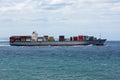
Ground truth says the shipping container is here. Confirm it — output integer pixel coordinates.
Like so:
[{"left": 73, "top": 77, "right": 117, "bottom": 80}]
[
  {"left": 25, "top": 36, "right": 31, "bottom": 41},
  {"left": 78, "top": 35, "right": 84, "bottom": 41},
  {"left": 84, "top": 36, "right": 89, "bottom": 40},
  {"left": 43, "top": 35, "right": 48, "bottom": 41},
  {"left": 70, "top": 37, "right": 72, "bottom": 41},
  {"left": 82, "top": 36, "right": 88, "bottom": 40},
  {"left": 26, "top": 38, "right": 31, "bottom": 41},
  {"left": 73, "top": 36, "right": 78, "bottom": 41},
  {"left": 14, "top": 36, "right": 20, "bottom": 39},
  {"left": 21, "top": 38, "right": 26, "bottom": 42},
  {"left": 59, "top": 35, "right": 65, "bottom": 41},
  {"left": 10, "top": 39, "right": 15, "bottom": 42},
  {"left": 44, "top": 35, "right": 48, "bottom": 38},
  {"left": 38, "top": 39, "right": 43, "bottom": 41},
  {"left": 12, "top": 36, "right": 21, "bottom": 42},
  {"left": 48, "top": 36, "right": 54, "bottom": 41},
  {"left": 37, "top": 37, "right": 43, "bottom": 41},
  {"left": 89, "top": 36, "right": 94, "bottom": 41},
  {"left": 19, "top": 36, "right": 26, "bottom": 42},
  {"left": 10, "top": 37, "right": 15, "bottom": 42}
]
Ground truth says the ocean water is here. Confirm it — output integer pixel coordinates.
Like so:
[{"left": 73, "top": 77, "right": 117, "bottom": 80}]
[{"left": 0, "top": 41, "right": 120, "bottom": 80}]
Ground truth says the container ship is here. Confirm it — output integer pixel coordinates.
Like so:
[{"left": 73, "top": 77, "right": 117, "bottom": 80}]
[{"left": 9, "top": 32, "right": 106, "bottom": 46}]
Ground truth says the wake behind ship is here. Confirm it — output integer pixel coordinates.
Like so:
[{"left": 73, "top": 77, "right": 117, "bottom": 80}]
[{"left": 9, "top": 32, "right": 106, "bottom": 46}]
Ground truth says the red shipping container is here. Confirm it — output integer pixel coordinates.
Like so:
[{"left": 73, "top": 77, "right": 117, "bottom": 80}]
[
  {"left": 10, "top": 37, "right": 15, "bottom": 42},
  {"left": 78, "top": 35, "right": 84, "bottom": 41},
  {"left": 73, "top": 36, "right": 78, "bottom": 41}
]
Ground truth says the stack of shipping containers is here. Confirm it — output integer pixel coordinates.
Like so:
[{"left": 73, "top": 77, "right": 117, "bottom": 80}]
[
  {"left": 73, "top": 36, "right": 78, "bottom": 41},
  {"left": 48, "top": 36, "right": 54, "bottom": 41},
  {"left": 37, "top": 37, "right": 43, "bottom": 41},
  {"left": 78, "top": 35, "right": 84, "bottom": 41},
  {"left": 10, "top": 36, "right": 31, "bottom": 42},
  {"left": 88, "top": 36, "right": 94, "bottom": 41},
  {"left": 59, "top": 36, "right": 65, "bottom": 41},
  {"left": 26, "top": 36, "right": 31, "bottom": 41},
  {"left": 10, "top": 37, "right": 15, "bottom": 42},
  {"left": 43, "top": 35, "right": 48, "bottom": 41},
  {"left": 70, "top": 35, "right": 93, "bottom": 41},
  {"left": 20, "top": 36, "right": 26, "bottom": 42},
  {"left": 10, "top": 34, "right": 97, "bottom": 43}
]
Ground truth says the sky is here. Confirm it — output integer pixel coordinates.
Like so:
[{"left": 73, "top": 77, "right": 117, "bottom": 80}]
[{"left": 0, "top": 0, "right": 120, "bottom": 40}]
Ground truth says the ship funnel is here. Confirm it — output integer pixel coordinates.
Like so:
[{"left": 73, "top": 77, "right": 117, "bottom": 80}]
[{"left": 31, "top": 31, "right": 38, "bottom": 41}]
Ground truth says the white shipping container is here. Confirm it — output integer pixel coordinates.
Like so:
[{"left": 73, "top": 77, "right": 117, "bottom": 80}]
[
  {"left": 26, "top": 38, "right": 31, "bottom": 41},
  {"left": 43, "top": 38, "right": 48, "bottom": 41},
  {"left": 38, "top": 39, "right": 43, "bottom": 41}
]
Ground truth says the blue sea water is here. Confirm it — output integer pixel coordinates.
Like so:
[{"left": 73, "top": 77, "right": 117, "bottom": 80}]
[{"left": 0, "top": 41, "right": 120, "bottom": 80}]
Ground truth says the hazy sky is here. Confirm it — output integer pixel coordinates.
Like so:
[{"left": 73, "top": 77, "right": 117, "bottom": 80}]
[{"left": 0, "top": 0, "right": 120, "bottom": 40}]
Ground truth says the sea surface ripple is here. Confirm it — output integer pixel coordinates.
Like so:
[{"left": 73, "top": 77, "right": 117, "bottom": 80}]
[{"left": 0, "top": 41, "right": 120, "bottom": 80}]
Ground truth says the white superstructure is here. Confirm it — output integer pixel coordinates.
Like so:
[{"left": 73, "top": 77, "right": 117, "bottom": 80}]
[{"left": 31, "top": 31, "right": 38, "bottom": 41}]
